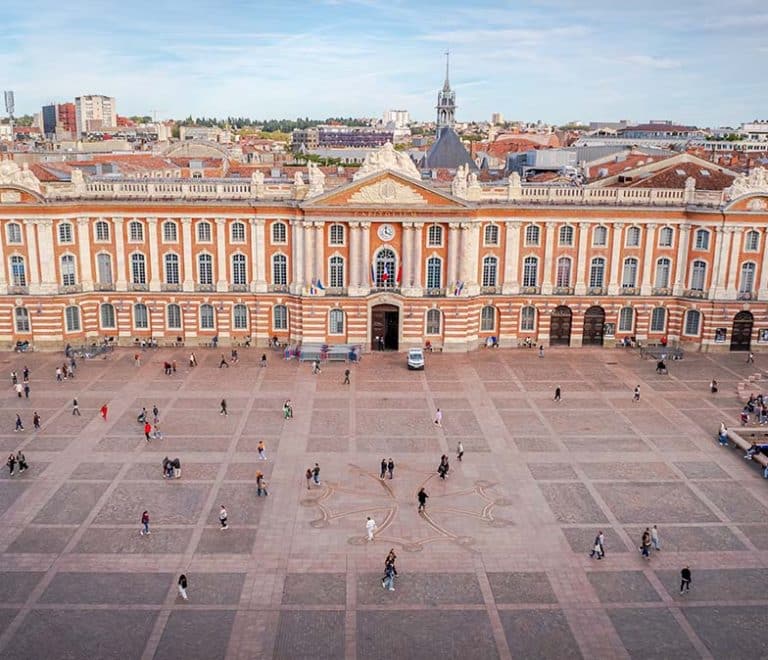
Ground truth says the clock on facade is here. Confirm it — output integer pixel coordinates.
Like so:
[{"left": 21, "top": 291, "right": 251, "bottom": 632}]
[{"left": 377, "top": 224, "right": 395, "bottom": 241}]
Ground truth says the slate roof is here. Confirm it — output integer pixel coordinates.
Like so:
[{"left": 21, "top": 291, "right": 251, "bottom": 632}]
[{"left": 422, "top": 127, "right": 477, "bottom": 171}]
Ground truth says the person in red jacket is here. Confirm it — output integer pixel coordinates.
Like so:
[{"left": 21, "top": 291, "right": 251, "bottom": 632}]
[
  {"left": 100, "top": 403, "right": 108, "bottom": 421},
  {"left": 144, "top": 421, "right": 152, "bottom": 442}
]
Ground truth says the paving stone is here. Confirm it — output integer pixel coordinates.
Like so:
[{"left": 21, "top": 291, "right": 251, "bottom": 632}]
[
  {"left": 587, "top": 571, "right": 662, "bottom": 603},
  {"left": 40, "top": 572, "right": 173, "bottom": 604},
  {"left": 195, "top": 528, "right": 256, "bottom": 555},
  {"left": 235, "top": 435, "right": 281, "bottom": 452},
  {"left": 528, "top": 463, "right": 579, "bottom": 480},
  {"left": 539, "top": 483, "right": 609, "bottom": 523},
  {"left": 646, "top": 435, "right": 700, "bottom": 452},
  {"left": 594, "top": 482, "right": 719, "bottom": 523},
  {"left": 579, "top": 462, "right": 678, "bottom": 480},
  {"left": 282, "top": 573, "right": 346, "bottom": 605},
  {"left": 694, "top": 482, "right": 768, "bottom": 522},
  {"left": 563, "top": 436, "right": 649, "bottom": 452},
  {"left": 655, "top": 568, "right": 768, "bottom": 601},
  {"left": 512, "top": 436, "right": 559, "bottom": 452},
  {"left": 0, "top": 481, "right": 30, "bottom": 516},
  {"left": 93, "top": 483, "right": 211, "bottom": 524},
  {"left": 607, "top": 607, "right": 700, "bottom": 660},
  {"left": 6, "top": 526, "right": 76, "bottom": 554},
  {"left": 682, "top": 606, "right": 768, "bottom": 659},
  {"left": 561, "top": 527, "right": 628, "bottom": 554},
  {"left": 0, "top": 609, "right": 18, "bottom": 636},
  {"left": 355, "top": 436, "right": 440, "bottom": 452},
  {"left": 498, "top": 609, "right": 582, "bottom": 660},
  {"left": 207, "top": 484, "right": 264, "bottom": 525},
  {"left": 487, "top": 571, "right": 557, "bottom": 603},
  {"left": 623, "top": 525, "right": 745, "bottom": 552},
  {"left": 738, "top": 524, "right": 768, "bottom": 549},
  {"left": 673, "top": 461, "right": 731, "bottom": 479},
  {"left": 356, "top": 572, "right": 484, "bottom": 606},
  {"left": 154, "top": 610, "right": 236, "bottom": 660},
  {"left": 0, "top": 572, "right": 45, "bottom": 603},
  {"left": 273, "top": 610, "right": 345, "bottom": 660},
  {"left": 32, "top": 482, "right": 110, "bottom": 524},
  {"left": 123, "top": 462, "right": 219, "bottom": 481},
  {"left": 70, "top": 462, "right": 124, "bottom": 480},
  {"left": 73, "top": 527, "right": 194, "bottom": 554}
]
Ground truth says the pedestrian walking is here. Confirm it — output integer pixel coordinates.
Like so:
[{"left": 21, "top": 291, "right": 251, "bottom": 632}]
[
  {"left": 387, "top": 458, "right": 394, "bottom": 479},
  {"left": 55, "top": 367, "right": 62, "bottom": 382},
  {"left": 10, "top": 369, "right": 18, "bottom": 385},
  {"left": 456, "top": 441, "right": 464, "bottom": 462},
  {"left": 747, "top": 352, "right": 755, "bottom": 364},
  {"left": 256, "top": 471, "right": 266, "bottom": 496},
  {"left": 144, "top": 421, "right": 152, "bottom": 442},
  {"left": 189, "top": 353, "right": 197, "bottom": 367},
  {"left": 230, "top": 349, "right": 239, "bottom": 364},
  {"left": 219, "top": 354, "right": 229, "bottom": 368},
  {"left": 260, "top": 354, "right": 267, "bottom": 368},
  {"left": 710, "top": 378, "right": 718, "bottom": 394},
  {"left": 14, "top": 382, "right": 22, "bottom": 398},
  {"left": 380, "top": 458, "right": 387, "bottom": 480},
  {"left": 72, "top": 398, "right": 81, "bottom": 416},
  {"left": 417, "top": 487, "right": 429, "bottom": 512},
  {"left": 438, "top": 454, "right": 449, "bottom": 480},
  {"left": 283, "top": 399, "right": 293, "bottom": 419},
  {"left": 651, "top": 525, "right": 661, "bottom": 551},
  {"left": 598, "top": 530, "right": 605, "bottom": 557},
  {"left": 554, "top": 386, "right": 561, "bottom": 402},
  {"left": 134, "top": 353, "right": 141, "bottom": 367},
  {"left": 633, "top": 385, "right": 641, "bottom": 402},
  {"left": 33, "top": 412, "right": 41, "bottom": 430},
  {"left": 219, "top": 505, "right": 228, "bottom": 529},
  {"left": 718, "top": 422, "right": 729, "bottom": 446},
  {"left": 152, "top": 405, "right": 159, "bottom": 423},
  {"left": 14, "top": 414, "right": 24, "bottom": 432},
  {"left": 305, "top": 467, "right": 313, "bottom": 490},
  {"left": 640, "top": 528, "right": 651, "bottom": 559},
  {"left": 312, "top": 463, "right": 320, "bottom": 485},
  {"left": 7, "top": 453, "right": 16, "bottom": 476},
  {"left": 382, "top": 562, "right": 396, "bottom": 591},
  {"left": 538, "top": 345, "right": 544, "bottom": 358},
  {"left": 589, "top": 532, "right": 603, "bottom": 559},
  {"left": 312, "top": 360, "right": 322, "bottom": 375},
  {"left": 220, "top": 399, "right": 228, "bottom": 416},
  {"left": 23, "top": 382, "right": 30, "bottom": 399},
  {"left": 100, "top": 403, "right": 108, "bottom": 421},
  {"left": 257, "top": 440, "right": 267, "bottom": 460},
  {"left": 434, "top": 408, "right": 442, "bottom": 427},
  {"left": 343, "top": 369, "right": 350, "bottom": 385},
  {"left": 177, "top": 574, "right": 188, "bottom": 601},
  {"left": 140, "top": 510, "right": 150, "bottom": 535},
  {"left": 172, "top": 360, "right": 177, "bottom": 374},
  {"left": 22, "top": 366, "right": 29, "bottom": 381},
  {"left": 680, "top": 566, "right": 692, "bottom": 594},
  {"left": 16, "top": 451, "right": 27, "bottom": 473},
  {"left": 366, "top": 516, "right": 377, "bottom": 541}
]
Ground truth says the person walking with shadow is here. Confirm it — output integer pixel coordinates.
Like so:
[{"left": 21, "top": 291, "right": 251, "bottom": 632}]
[{"left": 417, "top": 487, "right": 428, "bottom": 512}]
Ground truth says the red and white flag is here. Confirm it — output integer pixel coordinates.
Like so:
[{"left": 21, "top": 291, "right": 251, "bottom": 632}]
[{"left": 382, "top": 265, "right": 390, "bottom": 282}]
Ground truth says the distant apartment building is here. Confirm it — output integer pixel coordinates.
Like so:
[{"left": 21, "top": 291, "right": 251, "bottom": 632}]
[
  {"left": 75, "top": 95, "right": 117, "bottom": 134},
  {"left": 57, "top": 103, "right": 77, "bottom": 134},
  {"left": 383, "top": 109, "right": 410, "bottom": 128},
  {"left": 618, "top": 121, "right": 703, "bottom": 140},
  {"left": 291, "top": 126, "right": 394, "bottom": 150},
  {"left": 42, "top": 104, "right": 57, "bottom": 136},
  {"left": 740, "top": 120, "right": 768, "bottom": 142},
  {"left": 491, "top": 112, "right": 504, "bottom": 125},
  {"left": 178, "top": 125, "right": 231, "bottom": 143}
]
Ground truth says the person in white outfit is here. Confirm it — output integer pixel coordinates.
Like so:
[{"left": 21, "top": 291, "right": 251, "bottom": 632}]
[{"left": 366, "top": 516, "right": 377, "bottom": 541}]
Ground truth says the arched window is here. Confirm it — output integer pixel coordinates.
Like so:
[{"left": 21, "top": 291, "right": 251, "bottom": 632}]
[
  {"left": 650, "top": 307, "right": 666, "bottom": 332},
  {"left": 131, "top": 253, "right": 146, "bottom": 284},
  {"left": 426, "top": 256, "right": 442, "bottom": 289},
  {"left": 524, "top": 224, "right": 540, "bottom": 246},
  {"left": 329, "top": 224, "right": 344, "bottom": 246},
  {"left": 484, "top": 224, "right": 499, "bottom": 246},
  {"left": 271, "top": 221, "right": 287, "bottom": 244},
  {"left": 559, "top": 225, "right": 574, "bottom": 246},
  {"left": 162, "top": 221, "right": 178, "bottom": 242},
  {"left": 593, "top": 226, "right": 607, "bottom": 246},
  {"left": 618, "top": 307, "right": 634, "bottom": 332},
  {"left": 6, "top": 222, "right": 22, "bottom": 244},
  {"left": 200, "top": 304, "right": 215, "bottom": 330},
  {"left": 95, "top": 220, "right": 110, "bottom": 242},
  {"left": 520, "top": 306, "right": 536, "bottom": 331},
  {"left": 745, "top": 230, "right": 760, "bottom": 252},
  {"left": 15, "top": 307, "right": 30, "bottom": 333},
  {"left": 427, "top": 225, "right": 443, "bottom": 247},
  {"left": 375, "top": 248, "right": 396, "bottom": 288},
  {"left": 58, "top": 222, "right": 74, "bottom": 244},
  {"left": 329, "top": 309, "right": 344, "bottom": 334},
  {"left": 480, "top": 305, "right": 496, "bottom": 331},
  {"left": 164, "top": 253, "right": 180, "bottom": 284},
  {"left": 426, "top": 309, "right": 441, "bottom": 334},
  {"left": 65, "top": 305, "right": 80, "bottom": 332},
  {"left": 61, "top": 254, "right": 76, "bottom": 286},
  {"left": 134, "top": 303, "right": 149, "bottom": 329},
  {"left": 128, "top": 221, "right": 144, "bottom": 242},
  {"left": 329, "top": 256, "right": 344, "bottom": 288},
  {"left": 167, "top": 304, "right": 182, "bottom": 330},
  {"left": 198, "top": 253, "right": 213, "bottom": 285},
  {"left": 197, "top": 221, "right": 212, "bottom": 242},
  {"left": 523, "top": 256, "right": 538, "bottom": 287},
  {"left": 231, "top": 221, "right": 246, "bottom": 243},
  {"left": 10, "top": 255, "right": 26, "bottom": 287},
  {"left": 97, "top": 253, "right": 112, "bottom": 285},
  {"left": 694, "top": 229, "right": 710, "bottom": 250},
  {"left": 273, "top": 304, "right": 288, "bottom": 330},
  {"left": 690, "top": 260, "right": 707, "bottom": 291},
  {"left": 232, "top": 254, "right": 247, "bottom": 285},
  {"left": 655, "top": 258, "right": 671, "bottom": 289},
  {"left": 233, "top": 303, "right": 249, "bottom": 330},
  {"left": 272, "top": 254, "right": 287, "bottom": 285},
  {"left": 589, "top": 258, "right": 605, "bottom": 288},
  {"left": 482, "top": 256, "right": 498, "bottom": 287},
  {"left": 658, "top": 226, "right": 674, "bottom": 247},
  {"left": 556, "top": 257, "right": 571, "bottom": 288},
  {"left": 622, "top": 257, "right": 638, "bottom": 288},
  {"left": 626, "top": 226, "right": 641, "bottom": 247},
  {"left": 740, "top": 262, "right": 756, "bottom": 294},
  {"left": 684, "top": 309, "right": 701, "bottom": 335},
  {"left": 100, "top": 303, "right": 115, "bottom": 329}
]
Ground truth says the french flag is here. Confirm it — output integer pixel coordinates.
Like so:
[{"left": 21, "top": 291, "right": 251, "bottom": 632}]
[
  {"left": 396, "top": 264, "right": 402, "bottom": 286},
  {"left": 382, "top": 265, "right": 390, "bottom": 283}
]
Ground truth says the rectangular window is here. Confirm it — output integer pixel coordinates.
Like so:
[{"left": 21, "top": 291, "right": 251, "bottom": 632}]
[{"left": 167, "top": 305, "right": 182, "bottom": 329}]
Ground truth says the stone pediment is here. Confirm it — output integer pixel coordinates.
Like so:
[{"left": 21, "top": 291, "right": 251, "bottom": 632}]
[
  {"left": 725, "top": 167, "right": 768, "bottom": 201},
  {"left": 305, "top": 171, "right": 466, "bottom": 208}
]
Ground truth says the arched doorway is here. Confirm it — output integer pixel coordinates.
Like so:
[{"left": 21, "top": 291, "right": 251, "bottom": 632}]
[
  {"left": 583, "top": 306, "right": 605, "bottom": 346},
  {"left": 550, "top": 306, "right": 572, "bottom": 346},
  {"left": 371, "top": 304, "right": 399, "bottom": 351},
  {"left": 730, "top": 311, "right": 754, "bottom": 351}
]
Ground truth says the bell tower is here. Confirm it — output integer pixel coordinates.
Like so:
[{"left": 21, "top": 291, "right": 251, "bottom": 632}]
[{"left": 436, "top": 51, "right": 456, "bottom": 134}]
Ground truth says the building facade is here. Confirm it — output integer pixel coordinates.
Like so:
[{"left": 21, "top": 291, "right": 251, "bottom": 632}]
[
  {"left": 0, "top": 157, "right": 768, "bottom": 352},
  {"left": 74, "top": 95, "right": 117, "bottom": 135}
]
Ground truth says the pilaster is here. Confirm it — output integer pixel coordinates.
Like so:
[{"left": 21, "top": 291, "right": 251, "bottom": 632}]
[
  {"left": 574, "top": 222, "right": 589, "bottom": 295},
  {"left": 501, "top": 221, "right": 520, "bottom": 294},
  {"left": 215, "top": 218, "right": 228, "bottom": 292},
  {"left": 291, "top": 219, "right": 304, "bottom": 294},
  {"left": 672, "top": 223, "right": 690, "bottom": 296},
  {"left": 37, "top": 219, "right": 57, "bottom": 294},
  {"left": 607, "top": 223, "right": 624, "bottom": 296},
  {"left": 147, "top": 217, "right": 161, "bottom": 292},
  {"left": 541, "top": 222, "right": 556, "bottom": 295},
  {"left": 251, "top": 218, "right": 267, "bottom": 293},
  {"left": 459, "top": 221, "right": 480, "bottom": 295},
  {"left": 446, "top": 222, "right": 460, "bottom": 287},
  {"left": 181, "top": 218, "right": 194, "bottom": 292},
  {"left": 77, "top": 217, "right": 94, "bottom": 292},
  {"left": 640, "top": 223, "right": 657, "bottom": 296},
  {"left": 114, "top": 218, "right": 127, "bottom": 290}
]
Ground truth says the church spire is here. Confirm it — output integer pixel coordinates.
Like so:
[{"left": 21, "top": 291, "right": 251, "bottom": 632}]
[
  {"left": 436, "top": 51, "right": 456, "bottom": 134},
  {"left": 443, "top": 50, "right": 451, "bottom": 92}
]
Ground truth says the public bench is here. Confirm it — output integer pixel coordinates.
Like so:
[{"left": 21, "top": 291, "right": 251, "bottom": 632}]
[
  {"left": 725, "top": 428, "right": 768, "bottom": 471},
  {"left": 298, "top": 343, "right": 362, "bottom": 363}
]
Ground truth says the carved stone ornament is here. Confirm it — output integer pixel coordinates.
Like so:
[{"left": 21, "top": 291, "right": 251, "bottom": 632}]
[
  {"left": 0, "top": 160, "right": 41, "bottom": 194},
  {"left": 352, "top": 142, "right": 421, "bottom": 181},
  {"left": 726, "top": 166, "right": 768, "bottom": 201},
  {"left": 307, "top": 162, "right": 326, "bottom": 198},
  {"left": 747, "top": 198, "right": 768, "bottom": 211},
  {"left": 348, "top": 179, "right": 427, "bottom": 205}
]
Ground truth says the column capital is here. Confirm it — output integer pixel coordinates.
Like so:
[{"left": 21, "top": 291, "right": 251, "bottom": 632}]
[
  {"left": 645, "top": 222, "right": 657, "bottom": 230},
  {"left": 38, "top": 219, "right": 53, "bottom": 229},
  {"left": 545, "top": 221, "right": 557, "bottom": 229},
  {"left": 180, "top": 217, "right": 192, "bottom": 226},
  {"left": 215, "top": 217, "right": 226, "bottom": 226},
  {"left": 77, "top": 217, "right": 90, "bottom": 227},
  {"left": 579, "top": 222, "right": 590, "bottom": 230},
  {"left": 614, "top": 222, "right": 625, "bottom": 229},
  {"left": 359, "top": 221, "right": 371, "bottom": 229},
  {"left": 249, "top": 217, "right": 265, "bottom": 227},
  {"left": 448, "top": 222, "right": 461, "bottom": 230},
  {"left": 147, "top": 217, "right": 158, "bottom": 226},
  {"left": 505, "top": 220, "right": 521, "bottom": 227},
  {"left": 348, "top": 220, "right": 361, "bottom": 229}
]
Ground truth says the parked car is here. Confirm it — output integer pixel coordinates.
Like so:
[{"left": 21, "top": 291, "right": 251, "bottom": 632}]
[{"left": 407, "top": 348, "right": 425, "bottom": 370}]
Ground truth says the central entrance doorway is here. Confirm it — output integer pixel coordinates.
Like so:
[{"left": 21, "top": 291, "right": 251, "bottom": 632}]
[
  {"left": 583, "top": 306, "right": 605, "bottom": 346},
  {"left": 730, "top": 311, "right": 754, "bottom": 351},
  {"left": 550, "top": 305, "right": 572, "bottom": 346},
  {"left": 371, "top": 304, "right": 399, "bottom": 351}
]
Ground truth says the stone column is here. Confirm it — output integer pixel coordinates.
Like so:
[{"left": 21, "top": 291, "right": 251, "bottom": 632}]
[
  {"left": 446, "top": 222, "right": 461, "bottom": 288},
  {"left": 147, "top": 217, "right": 161, "bottom": 292},
  {"left": 502, "top": 221, "right": 520, "bottom": 294},
  {"left": 672, "top": 223, "right": 690, "bottom": 295},
  {"left": 401, "top": 222, "right": 413, "bottom": 293},
  {"left": 215, "top": 218, "right": 228, "bottom": 292},
  {"left": 541, "top": 222, "right": 557, "bottom": 295},
  {"left": 291, "top": 220, "right": 304, "bottom": 293},
  {"left": 77, "top": 217, "right": 94, "bottom": 292},
  {"left": 251, "top": 218, "right": 267, "bottom": 293},
  {"left": 114, "top": 218, "right": 127, "bottom": 290},
  {"left": 459, "top": 221, "right": 480, "bottom": 295},
  {"left": 314, "top": 222, "right": 325, "bottom": 292},
  {"left": 25, "top": 221, "right": 41, "bottom": 293},
  {"left": 411, "top": 222, "right": 423, "bottom": 290},
  {"left": 574, "top": 222, "right": 589, "bottom": 295},
  {"left": 712, "top": 226, "right": 731, "bottom": 299},
  {"left": 360, "top": 222, "right": 371, "bottom": 291},
  {"left": 303, "top": 221, "right": 314, "bottom": 287},
  {"left": 607, "top": 223, "right": 624, "bottom": 295},
  {"left": 348, "top": 222, "right": 360, "bottom": 292},
  {"left": 640, "top": 223, "right": 657, "bottom": 296},
  {"left": 38, "top": 219, "right": 57, "bottom": 293},
  {"left": 724, "top": 226, "right": 741, "bottom": 299},
  {"left": 181, "top": 218, "right": 194, "bottom": 292},
  {"left": 0, "top": 223, "right": 6, "bottom": 293}
]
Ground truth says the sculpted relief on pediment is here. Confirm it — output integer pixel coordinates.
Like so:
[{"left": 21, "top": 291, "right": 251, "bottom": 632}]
[{"left": 348, "top": 179, "right": 428, "bottom": 205}]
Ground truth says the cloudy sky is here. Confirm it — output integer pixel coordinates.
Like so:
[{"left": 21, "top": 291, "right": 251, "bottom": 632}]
[{"left": 1, "top": 0, "right": 765, "bottom": 126}]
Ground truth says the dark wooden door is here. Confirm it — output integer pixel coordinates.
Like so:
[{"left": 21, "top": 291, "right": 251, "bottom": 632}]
[
  {"left": 730, "top": 311, "right": 753, "bottom": 351},
  {"left": 583, "top": 306, "right": 605, "bottom": 346},
  {"left": 371, "top": 304, "right": 398, "bottom": 351},
  {"left": 550, "top": 306, "right": 572, "bottom": 346}
]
